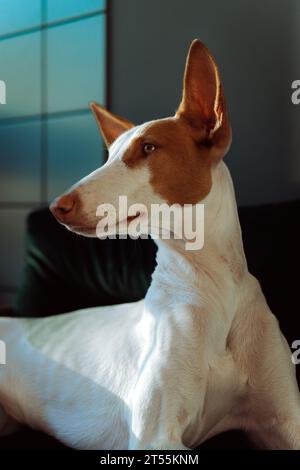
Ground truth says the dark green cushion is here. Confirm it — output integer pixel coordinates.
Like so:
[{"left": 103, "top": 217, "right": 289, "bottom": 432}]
[{"left": 15, "top": 208, "right": 157, "bottom": 316}]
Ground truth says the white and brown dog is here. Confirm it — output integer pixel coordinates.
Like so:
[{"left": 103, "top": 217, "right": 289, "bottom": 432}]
[{"left": 0, "top": 40, "right": 299, "bottom": 450}]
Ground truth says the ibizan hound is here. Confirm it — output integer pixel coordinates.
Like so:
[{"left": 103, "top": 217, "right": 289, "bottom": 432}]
[{"left": 0, "top": 40, "right": 299, "bottom": 450}]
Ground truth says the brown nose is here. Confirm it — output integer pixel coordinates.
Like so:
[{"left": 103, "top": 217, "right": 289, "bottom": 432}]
[{"left": 50, "top": 192, "right": 78, "bottom": 224}]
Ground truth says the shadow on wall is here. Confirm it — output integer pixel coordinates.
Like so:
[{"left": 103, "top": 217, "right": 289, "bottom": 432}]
[{"left": 110, "top": 0, "right": 300, "bottom": 206}]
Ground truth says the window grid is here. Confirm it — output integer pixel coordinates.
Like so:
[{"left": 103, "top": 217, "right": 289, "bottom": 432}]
[
  {"left": 0, "top": 9, "right": 107, "bottom": 43},
  {"left": 0, "top": 1, "right": 108, "bottom": 293},
  {"left": 0, "top": 0, "right": 108, "bottom": 207}
]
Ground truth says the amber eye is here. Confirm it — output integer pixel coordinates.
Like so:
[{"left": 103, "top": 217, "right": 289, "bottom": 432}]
[{"left": 143, "top": 143, "right": 156, "bottom": 155}]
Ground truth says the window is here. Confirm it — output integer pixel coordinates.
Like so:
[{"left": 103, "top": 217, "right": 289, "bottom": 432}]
[{"left": 0, "top": 0, "right": 108, "bottom": 303}]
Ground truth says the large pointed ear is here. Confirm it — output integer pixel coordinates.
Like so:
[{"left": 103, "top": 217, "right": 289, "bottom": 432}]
[
  {"left": 89, "top": 102, "right": 134, "bottom": 148},
  {"left": 176, "top": 39, "right": 231, "bottom": 155}
]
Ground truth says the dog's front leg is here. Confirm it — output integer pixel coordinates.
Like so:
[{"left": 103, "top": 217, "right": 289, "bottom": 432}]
[
  {"left": 128, "top": 366, "right": 206, "bottom": 450},
  {"left": 128, "top": 388, "right": 190, "bottom": 450}
]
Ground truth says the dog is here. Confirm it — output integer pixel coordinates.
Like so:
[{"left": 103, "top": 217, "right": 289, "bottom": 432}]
[{"left": 0, "top": 39, "right": 299, "bottom": 450}]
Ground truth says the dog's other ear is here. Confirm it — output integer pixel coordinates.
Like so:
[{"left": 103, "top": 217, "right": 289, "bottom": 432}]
[
  {"left": 177, "top": 39, "right": 223, "bottom": 132},
  {"left": 90, "top": 102, "right": 134, "bottom": 148},
  {"left": 176, "top": 39, "right": 231, "bottom": 158}
]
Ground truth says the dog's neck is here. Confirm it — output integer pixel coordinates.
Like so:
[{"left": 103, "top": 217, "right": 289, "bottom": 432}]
[{"left": 150, "top": 162, "right": 248, "bottom": 294}]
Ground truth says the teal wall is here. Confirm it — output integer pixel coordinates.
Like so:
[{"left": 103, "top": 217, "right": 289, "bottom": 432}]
[{"left": 0, "top": 0, "right": 107, "bottom": 303}]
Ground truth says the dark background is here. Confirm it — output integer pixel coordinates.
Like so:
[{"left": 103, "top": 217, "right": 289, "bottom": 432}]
[{"left": 110, "top": 0, "right": 300, "bottom": 206}]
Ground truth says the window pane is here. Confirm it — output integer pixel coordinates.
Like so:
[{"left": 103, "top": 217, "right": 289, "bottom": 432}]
[
  {"left": 47, "top": 15, "right": 106, "bottom": 113},
  {"left": 0, "top": 121, "right": 41, "bottom": 202},
  {"left": 47, "top": 0, "right": 106, "bottom": 22},
  {"left": 47, "top": 113, "right": 104, "bottom": 201},
  {"left": 0, "top": 209, "right": 31, "bottom": 287},
  {"left": 0, "top": 32, "right": 41, "bottom": 119},
  {"left": 0, "top": 0, "right": 41, "bottom": 36}
]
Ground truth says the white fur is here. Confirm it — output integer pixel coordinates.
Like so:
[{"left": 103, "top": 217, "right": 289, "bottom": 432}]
[{"left": 0, "top": 126, "right": 299, "bottom": 450}]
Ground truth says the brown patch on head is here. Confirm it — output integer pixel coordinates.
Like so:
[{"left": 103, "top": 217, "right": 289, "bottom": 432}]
[
  {"left": 122, "top": 134, "right": 150, "bottom": 168},
  {"left": 148, "top": 121, "right": 213, "bottom": 205},
  {"left": 122, "top": 39, "right": 232, "bottom": 206},
  {"left": 122, "top": 118, "right": 212, "bottom": 205}
]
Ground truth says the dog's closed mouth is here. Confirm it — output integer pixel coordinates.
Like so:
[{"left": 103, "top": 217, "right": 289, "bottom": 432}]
[
  {"left": 126, "top": 212, "right": 141, "bottom": 223},
  {"left": 96, "top": 212, "right": 144, "bottom": 236}
]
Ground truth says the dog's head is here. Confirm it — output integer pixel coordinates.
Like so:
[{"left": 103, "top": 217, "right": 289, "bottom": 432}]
[{"left": 50, "top": 39, "right": 231, "bottom": 238}]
